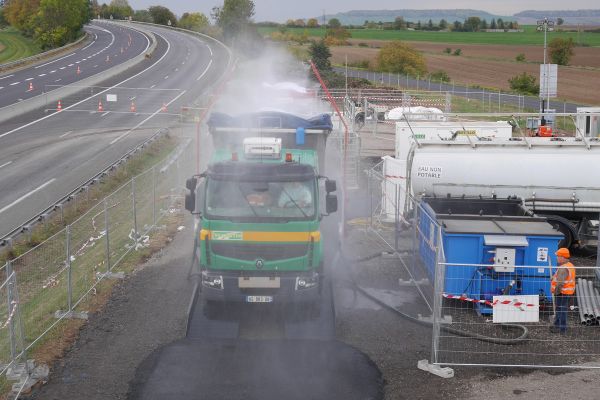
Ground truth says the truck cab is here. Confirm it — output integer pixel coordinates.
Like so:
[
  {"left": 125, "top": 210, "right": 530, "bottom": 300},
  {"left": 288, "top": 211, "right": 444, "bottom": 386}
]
[{"left": 185, "top": 112, "right": 337, "bottom": 306}]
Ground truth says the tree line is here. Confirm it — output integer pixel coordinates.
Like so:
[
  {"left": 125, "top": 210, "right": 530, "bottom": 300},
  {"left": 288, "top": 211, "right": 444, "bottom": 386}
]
[{"left": 0, "top": 0, "right": 255, "bottom": 50}]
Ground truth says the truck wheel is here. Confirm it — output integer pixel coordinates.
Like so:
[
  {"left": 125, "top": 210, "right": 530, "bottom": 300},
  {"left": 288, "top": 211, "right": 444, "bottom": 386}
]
[{"left": 355, "top": 113, "right": 365, "bottom": 130}]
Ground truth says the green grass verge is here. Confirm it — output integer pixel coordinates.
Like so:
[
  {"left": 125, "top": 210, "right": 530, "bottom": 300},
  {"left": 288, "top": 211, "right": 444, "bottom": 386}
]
[
  {"left": 258, "top": 26, "right": 600, "bottom": 47},
  {"left": 0, "top": 27, "right": 42, "bottom": 64}
]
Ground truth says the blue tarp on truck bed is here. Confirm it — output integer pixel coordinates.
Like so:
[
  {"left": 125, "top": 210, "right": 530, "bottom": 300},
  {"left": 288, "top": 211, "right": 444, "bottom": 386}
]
[{"left": 207, "top": 112, "right": 333, "bottom": 131}]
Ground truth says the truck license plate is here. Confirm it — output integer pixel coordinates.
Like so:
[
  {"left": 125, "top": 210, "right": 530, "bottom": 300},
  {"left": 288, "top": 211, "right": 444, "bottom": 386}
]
[{"left": 246, "top": 296, "right": 273, "bottom": 303}]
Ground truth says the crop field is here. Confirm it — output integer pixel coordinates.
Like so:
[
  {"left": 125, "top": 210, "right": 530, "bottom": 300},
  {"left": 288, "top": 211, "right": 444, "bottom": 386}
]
[
  {"left": 0, "top": 27, "right": 41, "bottom": 63},
  {"left": 330, "top": 45, "right": 600, "bottom": 105},
  {"left": 258, "top": 26, "right": 600, "bottom": 47}
]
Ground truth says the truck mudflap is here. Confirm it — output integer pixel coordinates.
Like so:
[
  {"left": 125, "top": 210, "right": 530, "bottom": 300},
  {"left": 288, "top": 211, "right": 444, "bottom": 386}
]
[{"left": 201, "top": 270, "right": 321, "bottom": 304}]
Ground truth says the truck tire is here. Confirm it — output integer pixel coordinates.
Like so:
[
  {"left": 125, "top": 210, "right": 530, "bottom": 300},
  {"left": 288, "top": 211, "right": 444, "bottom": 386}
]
[
  {"left": 355, "top": 113, "right": 365, "bottom": 130},
  {"left": 543, "top": 215, "right": 576, "bottom": 249}
]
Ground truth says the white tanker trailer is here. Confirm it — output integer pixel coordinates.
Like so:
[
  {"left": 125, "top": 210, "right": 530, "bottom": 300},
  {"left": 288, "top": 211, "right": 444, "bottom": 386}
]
[{"left": 405, "top": 137, "right": 600, "bottom": 248}]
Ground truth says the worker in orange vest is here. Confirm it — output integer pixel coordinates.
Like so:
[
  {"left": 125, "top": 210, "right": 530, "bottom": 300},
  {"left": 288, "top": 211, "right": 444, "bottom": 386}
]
[{"left": 550, "top": 247, "right": 576, "bottom": 334}]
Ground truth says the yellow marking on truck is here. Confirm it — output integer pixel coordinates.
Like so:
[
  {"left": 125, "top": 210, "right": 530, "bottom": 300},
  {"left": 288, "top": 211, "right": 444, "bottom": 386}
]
[{"left": 200, "top": 229, "right": 320, "bottom": 242}]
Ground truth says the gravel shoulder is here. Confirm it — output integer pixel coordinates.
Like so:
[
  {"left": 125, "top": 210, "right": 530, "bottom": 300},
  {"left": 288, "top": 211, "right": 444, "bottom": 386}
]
[{"left": 31, "top": 221, "right": 195, "bottom": 400}]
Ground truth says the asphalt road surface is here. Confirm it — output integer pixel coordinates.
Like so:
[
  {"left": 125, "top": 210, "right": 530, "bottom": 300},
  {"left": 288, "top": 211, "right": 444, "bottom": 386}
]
[{"left": 0, "top": 22, "right": 230, "bottom": 239}]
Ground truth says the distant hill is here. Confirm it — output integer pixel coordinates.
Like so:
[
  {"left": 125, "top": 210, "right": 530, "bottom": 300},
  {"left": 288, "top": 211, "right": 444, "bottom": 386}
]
[
  {"left": 314, "top": 9, "right": 600, "bottom": 26},
  {"left": 317, "top": 9, "right": 513, "bottom": 25},
  {"left": 514, "top": 10, "right": 600, "bottom": 25}
]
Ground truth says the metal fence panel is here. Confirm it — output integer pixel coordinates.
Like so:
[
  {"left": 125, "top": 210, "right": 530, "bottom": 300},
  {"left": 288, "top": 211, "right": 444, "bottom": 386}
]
[
  {"left": 9, "top": 231, "right": 68, "bottom": 349},
  {"left": 106, "top": 182, "right": 136, "bottom": 271},
  {"left": 433, "top": 262, "right": 600, "bottom": 368}
]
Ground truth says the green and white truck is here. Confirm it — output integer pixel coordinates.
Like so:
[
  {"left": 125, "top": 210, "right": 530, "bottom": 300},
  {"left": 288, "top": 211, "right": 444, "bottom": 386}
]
[{"left": 185, "top": 111, "right": 338, "bottom": 306}]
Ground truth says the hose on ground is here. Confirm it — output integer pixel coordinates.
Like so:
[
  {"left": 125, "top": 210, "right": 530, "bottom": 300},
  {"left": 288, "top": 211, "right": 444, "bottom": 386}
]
[{"left": 340, "top": 250, "right": 529, "bottom": 345}]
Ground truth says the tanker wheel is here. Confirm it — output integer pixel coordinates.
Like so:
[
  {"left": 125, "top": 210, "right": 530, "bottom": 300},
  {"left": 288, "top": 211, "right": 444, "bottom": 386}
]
[
  {"left": 548, "top": 219, "right": 574, "bottom": 249},
  {"left": 354, "top": 113, "right": 365, "bottom": 130}
]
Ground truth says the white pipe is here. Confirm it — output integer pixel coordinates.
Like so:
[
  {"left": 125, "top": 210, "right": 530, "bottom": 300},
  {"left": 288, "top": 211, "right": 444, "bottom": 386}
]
[
  {"left": 587, "top": 280, "right": 600, "bottom": 320},
  {"left": 577, "top": 279, "right": 592, "bottom": 319},
  {"left": 594, "top": 287, "right": 600, "bottom": 321}
]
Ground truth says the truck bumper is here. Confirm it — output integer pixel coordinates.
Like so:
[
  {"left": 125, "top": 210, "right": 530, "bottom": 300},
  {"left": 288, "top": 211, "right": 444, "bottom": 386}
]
[{"left": 201, "top": 270, "right": 321, "bottom": 304}]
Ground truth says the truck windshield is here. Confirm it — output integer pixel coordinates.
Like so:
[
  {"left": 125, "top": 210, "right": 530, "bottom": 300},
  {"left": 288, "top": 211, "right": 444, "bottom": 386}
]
[{"left": 205, "top": 178, "right": 316, "bottom": 221}]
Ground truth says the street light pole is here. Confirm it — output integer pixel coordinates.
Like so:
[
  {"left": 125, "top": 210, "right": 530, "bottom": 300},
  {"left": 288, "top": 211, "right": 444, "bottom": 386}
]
[{"left": 537, "top": 18, "right": 554, "bottom": 126}]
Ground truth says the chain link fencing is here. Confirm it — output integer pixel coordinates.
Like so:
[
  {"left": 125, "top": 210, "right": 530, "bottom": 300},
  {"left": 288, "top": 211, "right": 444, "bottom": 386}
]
[
  {"left": 364, "top": 161, "right": 600, "bottom": 373},
  {"left": 0, "top": 135, "right": 194, "bottom": 396}
]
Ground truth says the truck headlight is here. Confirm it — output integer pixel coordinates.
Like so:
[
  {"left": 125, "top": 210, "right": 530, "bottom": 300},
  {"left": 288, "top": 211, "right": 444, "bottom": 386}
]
[
  {"left": 202, "top": 272, "right": 224, "bottom": 289},
  {"left": 296, "top": 272, "right": 319, "bottom": 290}
]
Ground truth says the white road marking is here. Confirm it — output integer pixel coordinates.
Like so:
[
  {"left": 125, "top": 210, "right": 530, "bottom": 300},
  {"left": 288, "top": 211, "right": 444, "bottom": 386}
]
[
  {"left": 59, "top": 67, "right": 66, "bottom": 70},
  {"left": 35, "top": 53, "right": 75, "bottom": 68},
  {"left": 68, "top": 64, "right": 74, "bottom": 67},
  {"left": 149, "top": 84, "right": 156, "bottom": 89},
  {"left": 0, "top": 87, "right": 3, "bottom": 90},
  {"left": 110, "top": 90, "right": 186, "bottom": 145},
  {"left": 25, "top": 78, "right": 34, "bottom": 81},
  {"left": 94, "top": 65, "right": 98, "bottom": 68},
  {"left": 59, "top": 131, "right": 73, "bottom": 138},
  {"left": 0, "top": 161, "right": 13, "bottom": 169},
  {"left": 55, "top": 79, "right": 62, "bottom": 82},
  {"left": 0, "top": 179, "right": 56, "bottom": 215},
  {"left": 164, "top": 75, "right": 169, "bottom": 79},
  {"left": 0, "top": 31, "right": 164, "bottom": 140},
  {"left": 49, "top": 70, "right": 57, "bottom": 73},
  {"left": 196, "top": 59, "right": 213, "bottom": 81},
  {"left": 129, "top": 96, "right": 136, "bottom": 100},
  {"left": 0, "top": 75, "right": 14, "bottom": 81},
  {"left": 102, "top": 112, "right": 110, "bottom": 117},
  {"left": 207, "top": 45, "right": 213, "bottom": 56},
  {"left": 10, "top": 82, "right": 19, "bottom": 86},
  {"left": 38, "top": 74, "right": 47, "bottom": 77}
]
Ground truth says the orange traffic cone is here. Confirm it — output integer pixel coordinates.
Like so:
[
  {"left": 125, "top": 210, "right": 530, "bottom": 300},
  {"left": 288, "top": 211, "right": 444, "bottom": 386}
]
[
  {"left": 57, "top": 100, "right": 62, "bottom": 112},
  {"left": 76, "top": 65, "right": 81, "bottom": 75},
  {"left": 106, "top": 55, "right": 110, "bottom": 62},
  {"left": 98, "top": 100, "right": 103, "bottom": 112},
  {"left": 27, "top": 82, "right": 33, "bottom": 92},
  {"left": 130, "top": 101, "right": 136, "bottom": 113},
  {"left": 161, "top": 103, "right": 168, "bottom": 112}
]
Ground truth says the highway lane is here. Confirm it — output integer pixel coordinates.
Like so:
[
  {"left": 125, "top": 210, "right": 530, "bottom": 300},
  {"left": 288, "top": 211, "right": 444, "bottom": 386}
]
[
  {"left": 0, "top": 22, "right": 231, "bottom": 239},
  {"left": 0, "top": 22, "right": 150, "bottom": 109}
]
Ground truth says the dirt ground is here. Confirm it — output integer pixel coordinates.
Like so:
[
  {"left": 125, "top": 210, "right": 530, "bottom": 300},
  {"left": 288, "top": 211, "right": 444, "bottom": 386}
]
[{"left": 331, "top": 44, "right": 600, "bottom": 105}]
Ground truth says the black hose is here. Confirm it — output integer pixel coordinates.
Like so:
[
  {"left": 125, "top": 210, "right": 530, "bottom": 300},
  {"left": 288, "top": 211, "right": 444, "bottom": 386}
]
[{"left": 340, "top": 250, "right": 529, "bottom": 345}]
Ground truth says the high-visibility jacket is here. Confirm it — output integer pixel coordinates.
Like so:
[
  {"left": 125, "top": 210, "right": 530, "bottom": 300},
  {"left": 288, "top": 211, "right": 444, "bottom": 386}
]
[{"left": 551, "top": 262, "right": 576, "bottom": 295}]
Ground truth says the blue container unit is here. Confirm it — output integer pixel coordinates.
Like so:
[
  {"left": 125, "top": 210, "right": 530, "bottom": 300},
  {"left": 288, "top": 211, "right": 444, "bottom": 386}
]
[{"left": 417, "top": 197, "right": 563, "bottom": 314}]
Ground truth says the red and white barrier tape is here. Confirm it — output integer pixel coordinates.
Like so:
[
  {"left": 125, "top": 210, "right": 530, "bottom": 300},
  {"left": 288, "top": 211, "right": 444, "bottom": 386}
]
[
  {"left": 443, "top": 293, "right": 535, "bottom": 311},
  {"left": 384, "top": 175, "right": 406, "bottom": 179}
]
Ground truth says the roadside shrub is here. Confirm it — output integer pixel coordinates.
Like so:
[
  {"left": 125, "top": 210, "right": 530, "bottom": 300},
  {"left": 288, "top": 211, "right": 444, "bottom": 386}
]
[
  {"left": 358, "top": 42, "right": 369, "bottom": 47},
  {"left": 453, "top": 48, "right": 462, "bottom": 56},
  {"left": 376, "top": 41, "right": 427, "bottom": 76},
  {"left": 549, "top": 37, "right": 575, "bottom": 65},
  {"left": 429, "top": 70, "right": 450, "bottom": 82},
  {"left": 515, "top": 53, "right": 526, "bottom": 62},
  {"left": 508, "top": 72, "right": 539, "bottom": 95},
  {"left": 444, "top": 47, "right": 451, "bottom": 54}
]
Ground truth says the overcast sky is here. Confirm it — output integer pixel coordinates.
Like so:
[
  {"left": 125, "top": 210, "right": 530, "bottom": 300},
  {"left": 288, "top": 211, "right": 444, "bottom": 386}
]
[{"left": 127, "top": 0, "right": 598, "bottom": 21}]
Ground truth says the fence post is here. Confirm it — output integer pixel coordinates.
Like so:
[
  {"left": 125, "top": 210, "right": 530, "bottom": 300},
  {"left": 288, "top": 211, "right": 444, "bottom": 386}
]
[
  {"left": 394, "top": 184, "right": 399, "bottom": 251},
  {"left": 152, "top": 165, "right": 157, "bottom": 226},
  {"left": 66, "top": 225, "right": 72, "bottom": 312},
  {"left": 132, "top": 178, "right": 138, "bottom": 238},
  {"left": 104, "top": 199, "right": 111, "bottom": 273},
  {"left": 6, "top": 261, "right": 16, "bottom": 362}
]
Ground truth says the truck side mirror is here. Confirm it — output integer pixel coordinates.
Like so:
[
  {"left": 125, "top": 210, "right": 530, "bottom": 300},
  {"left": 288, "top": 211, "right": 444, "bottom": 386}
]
[
  {"left": 325, "top": 179, "right": 337, "bottom": 193},
  {"left": 186, "top": 177, "right": 198, "bottom": 192},
  {"left": 326, "top": 194, "right": 338, "bottom": 214},
  {"left": 185, "top": 192, "right": 196, "bottom": 213}
]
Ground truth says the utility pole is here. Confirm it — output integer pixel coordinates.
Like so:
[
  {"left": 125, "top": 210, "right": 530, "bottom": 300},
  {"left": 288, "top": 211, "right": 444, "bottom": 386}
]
[{"left": 537, "top": 18, "right": 554, "bottom": 126}]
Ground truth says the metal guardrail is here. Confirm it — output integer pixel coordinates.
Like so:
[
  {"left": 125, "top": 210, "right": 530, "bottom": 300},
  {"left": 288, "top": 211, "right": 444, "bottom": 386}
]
[{"left": 0, "top": 128, "right": 170, "bottom": 247}]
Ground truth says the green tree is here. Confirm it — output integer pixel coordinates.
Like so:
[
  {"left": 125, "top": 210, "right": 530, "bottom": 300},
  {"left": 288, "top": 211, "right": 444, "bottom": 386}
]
[
  {"left": 0, "top": 8, "right": 8, "bottom": 28},
  {"left": 427, "top": 19, "right": 434, "bottom": 30},
  {"left": 376, "top": 41, "right": 427, "bottom": 76},
  {"left": 308, "top": 39, "right": 331, "bottom": 72},
  {"left": 327, "top": 18, "right": 341, "bottom": 28},
  {"left": 508, "top": 72, "right": 539, "bottom": 95},
  {"left": 452, "top": 20, "right": 462, "bottom": 31},
  {"left": 557, "top": 17, "right": 564, "bottom": 26},
  {"left": 306, "top": 18, "right": 319, "bottom": 27},
  {"left": 393, "top": 16, "right": 405, "bottom": 30},
  {"left": 149, "top": 5, "right": 177, "bottom": 26},
  {"left": 211, "top": 0, "right": 255, "bottom": 41},
  {"left": 133, "top": 9, "right": 152, "bottom": 22},
  {"left": 497, "top": 18, "right": 505, "bottom": 29},
  {"left": 108, "top": 0, "right": 132, "bottom": 19},
  {"left": 3, "top": 0, "right": 40, "bottom": 36},
  {"left": 549, "top": 37, "right": 575, "bottom": 65},
  {"left": 179, "top": 12, "right": 209, "bottom": 31},
  {"left": 515, "top": 53, "right": 526, "bottom": 62},
  {"left": 34, "top": 0, "right": 89, "bottom": 48},
  {"left": 464, "top": 16, "right": 481, "bottom": 32},
  {"left": 439, "top": 19, "right": 448, "bottom": 30},
  {"left": 490, "top": 19, "right": 497, "bottom": 29}
]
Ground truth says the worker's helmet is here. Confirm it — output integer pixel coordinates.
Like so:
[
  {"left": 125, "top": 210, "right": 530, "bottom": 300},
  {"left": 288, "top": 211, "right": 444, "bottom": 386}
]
[{"left": 555, "top": 247, "right": 570, "bottom": 258}]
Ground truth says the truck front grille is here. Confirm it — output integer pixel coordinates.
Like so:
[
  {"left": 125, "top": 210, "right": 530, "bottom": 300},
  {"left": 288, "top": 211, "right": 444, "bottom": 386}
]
[{"left": 210, "top": 242, "right": 309, "bottom": 261}]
